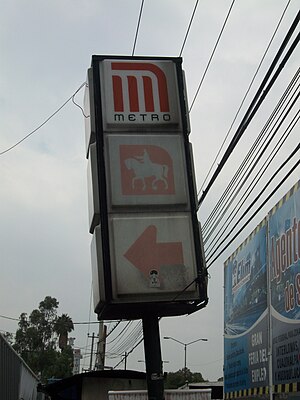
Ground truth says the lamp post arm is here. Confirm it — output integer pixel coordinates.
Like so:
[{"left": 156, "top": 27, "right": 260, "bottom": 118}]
[
  {"left": 163, "top": 337, "right": 185, "bottom": 346},
  {"left": 186, "top": 338, "right": 208, "bottom": 346}
]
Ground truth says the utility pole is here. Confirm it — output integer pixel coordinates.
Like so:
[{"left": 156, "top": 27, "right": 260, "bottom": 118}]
[
  {"left": 95, "top": 322, "right": 107, "bottom": 370},
  {"left": 88, "top": 332, "right": 98, "bottom": 371},
  {"left": 124, "top": 352, "right": 128, "bottom": 370}
]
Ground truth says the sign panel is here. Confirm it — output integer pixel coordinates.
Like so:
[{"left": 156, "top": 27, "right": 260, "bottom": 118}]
[
  {"left": 269, "top": 181, "right": 300, "bottom": 386},
  {"left": 99, "top": 59, "right": 182, "bottom": 131},
  {"left": 109, "top": 213, "right": 197, "bottom": 298},
  {"left": 106, "top": 135, "right": 189, "bottom": 208},
  {"left": 224, "top": 220, "right": 268, "bottom": 395},
  {"left": 85, "top": 55, "right": 208, "bottom": 319}
]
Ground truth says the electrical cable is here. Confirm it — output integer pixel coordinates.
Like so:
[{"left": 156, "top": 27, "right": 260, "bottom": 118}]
[
  {"left": 0, "top": 313, "right": 105, "bottom": 326},
  {"left": 206, "top": 148, "right": 300, "bottom": 268},
  {"left": 105, "top": 321, "right": 122, "bottom": 338},
  {"left": 189, "top": 0, "right": 236, "bottom": 112},
  {"left": 72, "top": 87, "right": 89, "bottom": 118},
  {"left": 205, "top": 105, "right": 300, "bottom": 254},
  {"left": 205, "top": 110, "right": 300, "bottom": 260},
  {"left": 197, "top": 0, "right": 292, "bottom": 195},
  {"left": 108, "top": 322, "right": 142, "bottom": 352},
  {"left": 132, "top": 0, "right": 145, "bottom": 56},
  {"left": 0, "top": 82, "right": 86, "bottom": 156},
  {"left": 202, "top": 67, "right": 300, "bottom": 234},
  {"left": 0, "top": 314, "right": 19, "bottom": 321},
  {"left": 113, "top": 336, "right": 144, "bottom": 369},
  {"left": 108, "top": 322, "right": 143, "bottom": 356},
  {"left": 106, "top": 321, "right": 132, "bottom": 346},
  {"left": 198, "top": 11, "right": 300, "bottom": 206},
  {"left": 203, "top": 77, "right": 299, "bottom": 245},
  {"left": 179, "top": 0, "right": 200, "bottom": 57},
  {"left": 203, "top": 69, "right": 300, "bottom": 240}
]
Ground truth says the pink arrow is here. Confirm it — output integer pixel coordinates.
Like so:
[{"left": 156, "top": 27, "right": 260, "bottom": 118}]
[{"left": 124, "top": 225, "right": 184, "bottom": 277}]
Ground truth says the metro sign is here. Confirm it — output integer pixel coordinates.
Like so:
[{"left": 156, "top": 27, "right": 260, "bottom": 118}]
[
  {"left": 100, "top": 60, "right": 182, "bottom": 130},
  {"left": 86, "top": 55, "right": 208, "bottom": 319}
]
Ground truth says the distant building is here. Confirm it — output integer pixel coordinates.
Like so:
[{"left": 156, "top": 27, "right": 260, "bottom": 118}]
[{"left": 73, "top": 348, "right": 82, "bottom": 375}]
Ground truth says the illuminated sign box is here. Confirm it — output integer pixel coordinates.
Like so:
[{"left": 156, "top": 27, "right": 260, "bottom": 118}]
[{"left": 85, "top": 55, "right": 208, "bottom": 320}]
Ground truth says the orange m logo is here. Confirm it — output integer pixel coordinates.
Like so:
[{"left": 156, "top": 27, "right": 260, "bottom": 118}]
[{"left": 111, "top": 62, "right": 170, "bottom": 113}]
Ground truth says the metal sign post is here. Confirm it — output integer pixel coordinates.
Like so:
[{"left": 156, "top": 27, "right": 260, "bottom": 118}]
[{"left": 142, "top": 315, "right": 164, "bottom": 400}]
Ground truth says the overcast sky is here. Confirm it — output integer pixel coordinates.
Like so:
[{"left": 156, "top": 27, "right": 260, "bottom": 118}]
[{"left": 0, "top": 0, "right": 299, "bottom": 381}]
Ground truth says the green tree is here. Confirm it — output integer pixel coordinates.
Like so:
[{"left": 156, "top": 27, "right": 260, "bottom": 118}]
[
  {"left": 13, "top": 296, "right": 74, "bottom": 383},
  {"left": 164, "top": 368, "right": 206, "bottom": 389},
  {"left": 54, "top": 313, "right": 74, "bottom": 350}
]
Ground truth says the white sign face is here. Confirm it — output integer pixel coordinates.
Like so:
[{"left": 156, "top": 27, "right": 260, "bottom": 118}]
[
  {"left": 109, "top": 213, "right": 197, "bottom": 298},
  {"left": 99, "top": 59, "right": 182, "bottom": 131},
  {"left": 106, "top": 135, "right": 189, "bottom": 208}
]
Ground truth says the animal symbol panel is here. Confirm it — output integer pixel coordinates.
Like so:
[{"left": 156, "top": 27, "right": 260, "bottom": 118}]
[{"left": 119, "top": 145, "right": 175, "bottom": 195}]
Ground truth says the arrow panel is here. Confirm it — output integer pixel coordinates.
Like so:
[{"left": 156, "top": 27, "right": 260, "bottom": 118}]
[{"left": 109, "top": 213, "right": 198, "bottom": 300}]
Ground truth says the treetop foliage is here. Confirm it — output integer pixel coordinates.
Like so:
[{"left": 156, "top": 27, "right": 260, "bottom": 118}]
[
  {"left": 164, "top": 368, "right": 206, "bottom": 389},
  {"left": 13, "top": 296, "right": 74, "bottom": 383}
]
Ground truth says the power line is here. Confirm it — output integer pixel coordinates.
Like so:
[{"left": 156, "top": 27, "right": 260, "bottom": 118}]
[
  {"left": 113, "top": 336, "right": 144, "bottom": 369},
  {"left": 203, "top": 69, "right": 299, "bottom": 264},
  {"left": 197, "top": 0, "right": 292, "bottom": 195},
  {"left": 0, "top": 311, "right": 102, "bottom": 326},
  {"left": 206, "top": 148, "right": 300, "bottom": 268},
  {"left": 72, "top": 88, "right": 89, "bottom": 118},
  {"left": 179, "top": 0, "right": 200, "bottom": 57},
  {"left": 0, "top": 314, "right": 18, "bottom": 322},
  {"left": 198, "top": 11, "right": 300, "bottom": 206},
  {"left": 106, "top": 321, "right": 132, "bottom": 346},
  {"left": 202, "top": 68, "right": 300, "bottom": 240},
  {"left": 202, "top": 66, "right": 300, "bottom": 234},
  {"left": 132, "top": 0, "right": 145, "bottom": 56},
  {"left": 0, "top": 82, "right": 86, "bottom": 156},
  {"left": 108, "top": 322, "right": 143, "bottom": 356},
  {"left": 205, "top": 110, "right": 299, "bottom": 260},
  {"left": 189, "top": 0, "right": 236, "bottom": 112}
]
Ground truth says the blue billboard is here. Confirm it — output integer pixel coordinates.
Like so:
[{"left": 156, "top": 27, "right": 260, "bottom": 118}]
[
  {"left": 269, "top": 181, "right": 300, "bottom": 385},
  {"left": 224, "top": 180, "right": 300, "bottom": 398},
  {"left": 224, "top": 220, "right": 268, "bottom": 394}
]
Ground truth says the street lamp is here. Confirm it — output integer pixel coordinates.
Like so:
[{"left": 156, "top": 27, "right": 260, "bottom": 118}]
[{"left": 163, "top": 336, "right": 208, "bottom": 381}]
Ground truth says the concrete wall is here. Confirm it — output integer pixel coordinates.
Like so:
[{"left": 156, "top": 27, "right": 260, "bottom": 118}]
[{"left": 82, "top": 376, "right": 147, "bottom": 400}]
